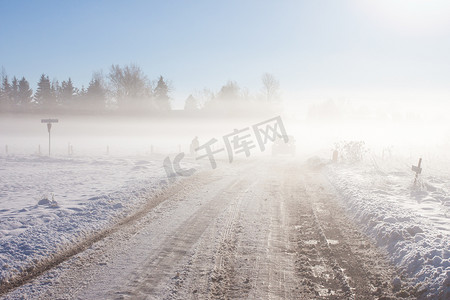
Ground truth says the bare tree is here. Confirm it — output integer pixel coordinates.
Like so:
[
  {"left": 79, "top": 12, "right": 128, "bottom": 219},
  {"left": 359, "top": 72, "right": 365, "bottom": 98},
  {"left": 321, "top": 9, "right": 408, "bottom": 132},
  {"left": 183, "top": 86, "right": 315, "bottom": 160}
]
[
  {"left": 194, "top": 88, "right": 214, "bottom": 109},
  {"left": 108, "top": 64, "right": 151, "bottom": 110},
  {"left": 261, "top": 73, "right": 280, "bottom": 103}
]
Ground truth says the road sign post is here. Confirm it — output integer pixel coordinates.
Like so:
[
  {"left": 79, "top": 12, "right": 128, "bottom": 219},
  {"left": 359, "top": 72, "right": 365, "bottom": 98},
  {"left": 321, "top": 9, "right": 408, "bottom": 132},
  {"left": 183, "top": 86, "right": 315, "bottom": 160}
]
[
  {"left": 41, "top": 119, "right": 59, "bottom": 156},
  {"left": 412, "top": 157, "right": 422, "bottom": 185}
]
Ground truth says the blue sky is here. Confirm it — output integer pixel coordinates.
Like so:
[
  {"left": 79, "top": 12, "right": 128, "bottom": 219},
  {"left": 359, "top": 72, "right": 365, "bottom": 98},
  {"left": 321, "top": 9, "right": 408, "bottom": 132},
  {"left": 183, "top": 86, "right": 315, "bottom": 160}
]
[{"left": 1, "top": 0, "right": 450, "bottom": 107}]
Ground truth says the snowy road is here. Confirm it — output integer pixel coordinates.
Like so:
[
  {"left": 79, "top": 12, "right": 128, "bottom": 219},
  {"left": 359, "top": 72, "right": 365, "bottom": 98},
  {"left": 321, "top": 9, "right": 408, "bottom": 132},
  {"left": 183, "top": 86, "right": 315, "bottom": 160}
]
[{"left": 1, "top": 159, "right": 406, "bottom": 299}]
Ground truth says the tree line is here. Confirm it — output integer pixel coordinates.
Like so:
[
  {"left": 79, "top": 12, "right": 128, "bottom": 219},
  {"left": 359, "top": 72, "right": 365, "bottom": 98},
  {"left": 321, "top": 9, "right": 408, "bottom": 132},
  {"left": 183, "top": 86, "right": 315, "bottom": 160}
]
[
  {"left": 184, "top": 73, "right": 281, "bottom": 115},
  {"left": 0, "top": 64, "right": 171, "bottom": 114},
  {"left": 0, "top": 64, "right": 281, "bottom": 115}
]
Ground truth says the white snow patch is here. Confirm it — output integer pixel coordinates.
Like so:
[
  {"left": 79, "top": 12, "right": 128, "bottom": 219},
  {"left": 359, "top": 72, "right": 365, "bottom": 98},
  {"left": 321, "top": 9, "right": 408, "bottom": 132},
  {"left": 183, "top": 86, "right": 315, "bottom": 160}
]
[
  {"left": 326, "top": 156, "right": 449, "bottom": 298},
  {"left": 0, "top": 154, "right": 197, "bottom": 285}
]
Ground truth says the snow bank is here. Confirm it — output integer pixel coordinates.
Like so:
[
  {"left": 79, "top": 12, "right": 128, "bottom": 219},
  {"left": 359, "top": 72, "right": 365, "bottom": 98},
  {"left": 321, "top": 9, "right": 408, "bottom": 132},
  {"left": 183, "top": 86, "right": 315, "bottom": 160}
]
[
  {"left": 326, "top": 157, "right": 449, "bottom": 298},
  {"left": 0, "top": 154, "right": 191, "bottom": 285}
]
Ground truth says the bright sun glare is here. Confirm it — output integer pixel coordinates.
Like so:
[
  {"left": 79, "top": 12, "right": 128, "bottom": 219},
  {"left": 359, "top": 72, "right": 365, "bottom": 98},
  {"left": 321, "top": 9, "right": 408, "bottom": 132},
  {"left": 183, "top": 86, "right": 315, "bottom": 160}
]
[{"left": 354, "top": 0, "right": 450, "bottom": 35}]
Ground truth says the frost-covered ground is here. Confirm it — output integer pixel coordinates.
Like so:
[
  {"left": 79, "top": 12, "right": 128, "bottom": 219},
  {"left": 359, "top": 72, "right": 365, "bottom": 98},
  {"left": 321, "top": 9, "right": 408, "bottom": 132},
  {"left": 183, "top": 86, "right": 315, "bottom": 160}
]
[
  {"left": 326, "top": 155, "right": 450, "bottom": 298},
  {"left": 1, "top": 114, "right": 449, "bottom": 298},
  {"left": 0, "top": 153, "right": 192, "bottom": 285}
]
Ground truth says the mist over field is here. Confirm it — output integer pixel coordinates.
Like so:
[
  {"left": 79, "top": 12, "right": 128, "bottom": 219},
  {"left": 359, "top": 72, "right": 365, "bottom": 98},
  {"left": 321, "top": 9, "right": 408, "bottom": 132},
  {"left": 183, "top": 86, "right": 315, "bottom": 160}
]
[{"left": 1, "top": 96, "right": 449, "bottom": 160}]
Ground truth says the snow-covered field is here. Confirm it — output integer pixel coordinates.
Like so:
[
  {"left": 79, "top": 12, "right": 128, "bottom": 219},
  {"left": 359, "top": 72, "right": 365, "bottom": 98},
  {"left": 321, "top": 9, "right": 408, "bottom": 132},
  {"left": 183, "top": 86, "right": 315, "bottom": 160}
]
[
  {"left": 0, "top": 153, "right": 185, "bottom": 285},
  {"left": 1, "top": 115, "right": 449, "bottom": 298},
  {"left": 326, "top": 155, "right": 450, "bottom": 298}
]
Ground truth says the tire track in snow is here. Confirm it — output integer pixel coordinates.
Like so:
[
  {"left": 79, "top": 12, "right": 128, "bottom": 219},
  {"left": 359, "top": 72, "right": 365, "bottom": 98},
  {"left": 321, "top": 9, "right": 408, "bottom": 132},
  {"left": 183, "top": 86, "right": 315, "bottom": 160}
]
[
  {"left": 208, "top": 180, "right": 256, "bottom": 299},
  {"left": 116, "top": 175, "right": 255, "bottom": 298},
  {"left": 300, "top": 168, "right": 401, "bottom": 298}
]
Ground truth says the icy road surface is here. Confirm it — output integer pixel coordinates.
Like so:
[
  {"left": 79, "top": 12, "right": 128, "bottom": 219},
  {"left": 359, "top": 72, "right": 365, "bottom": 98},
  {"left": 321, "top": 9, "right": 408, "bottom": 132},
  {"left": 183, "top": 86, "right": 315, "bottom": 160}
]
[{"left": 1, "top": 159, "right": 410, "bottom": 299}]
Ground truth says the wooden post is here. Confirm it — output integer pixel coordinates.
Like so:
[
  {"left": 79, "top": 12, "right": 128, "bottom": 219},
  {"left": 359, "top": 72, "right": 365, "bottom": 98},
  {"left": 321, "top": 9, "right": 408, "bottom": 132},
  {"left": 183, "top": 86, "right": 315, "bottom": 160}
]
[
  {"left": 412, "top": 158, "right": 422, "bottom": 185},
  {"left": 48, "top": 124, "right": 51, "bottom": 156}
]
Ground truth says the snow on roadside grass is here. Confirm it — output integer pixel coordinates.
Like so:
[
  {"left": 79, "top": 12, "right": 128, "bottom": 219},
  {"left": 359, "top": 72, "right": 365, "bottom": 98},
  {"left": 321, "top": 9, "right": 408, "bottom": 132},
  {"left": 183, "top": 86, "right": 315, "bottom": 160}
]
[
  {"left": 0, "top": 154, "right": 192, "bottom": 285},
  {"left": 326, "top": 157, "right": 449, "bottom": 298}
]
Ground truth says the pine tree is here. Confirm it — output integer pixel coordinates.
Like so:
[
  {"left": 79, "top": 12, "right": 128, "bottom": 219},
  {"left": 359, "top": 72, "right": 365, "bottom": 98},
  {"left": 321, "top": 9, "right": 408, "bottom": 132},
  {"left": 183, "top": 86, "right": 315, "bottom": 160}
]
[
  {"left": 217, "top": 81, "right": 240, "bottom": 102},
  {"left": 34, "top": 74, "right": 53, "bottom": 108},
  {"left": 184, "top": 94, "right": 198, "bottom": 111},
  {"left": 0, "top": 83, "right": 3, "bottom": 107},
  {"left": 17, "top": 77, "right": 33, "bottom": 106},
  {"left": 11, "top": 76, "right": 19, "bottom": 106},
  {"left": 154, "top": 76, "right": 171, "bottom": 111},
  {"left": 0, "top": 76, "right": 13, "bottom": 111},
  {"left": 2, "top": 76, "right": 11, "bottom": 102},
  {"left": 77, "top": 85, "right": 87, "bottom": 101},
  {"left": 51, "top": 80, "right": 60, "bottom": 105},
  {"left": 61, "top": 78, "right": 75, "bottom": 104},
  {"left": 86, "top": 77, "right": 106, "bottom": 110}
]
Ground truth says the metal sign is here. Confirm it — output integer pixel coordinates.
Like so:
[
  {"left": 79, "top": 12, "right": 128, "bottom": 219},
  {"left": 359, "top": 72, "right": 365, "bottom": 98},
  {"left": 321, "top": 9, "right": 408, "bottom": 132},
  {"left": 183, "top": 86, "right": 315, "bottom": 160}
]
[
  {"left": 41, "top": 119, "right": 59, "bottom": 123},
  {"left": 411, "top": 165, "right": 422, "bottom": 174}
]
